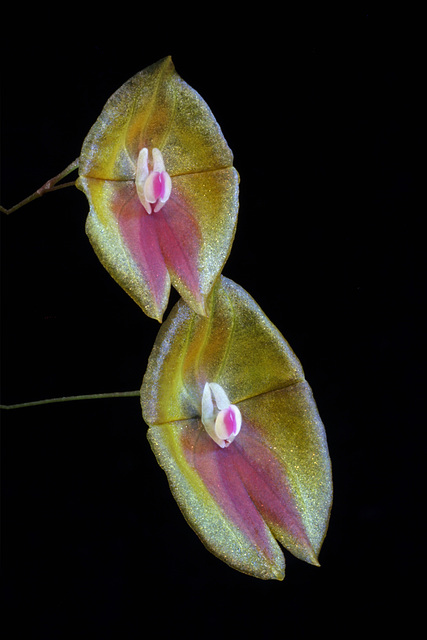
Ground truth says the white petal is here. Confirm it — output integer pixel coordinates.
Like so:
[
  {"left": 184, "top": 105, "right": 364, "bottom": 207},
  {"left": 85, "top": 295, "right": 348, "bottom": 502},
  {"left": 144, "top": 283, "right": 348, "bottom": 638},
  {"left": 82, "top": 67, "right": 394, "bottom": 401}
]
[
  {"left": 209, "top": 382, "right": 230, "bottom": 411},
  {"left": 201, "top": 382, "right": 214, "bottom": 424},
  {"left": 143, "top": 172, "right": 157, "bottom": 204},
  {"left": 152, "top": 148, "right": 166, "bottom": 173}
]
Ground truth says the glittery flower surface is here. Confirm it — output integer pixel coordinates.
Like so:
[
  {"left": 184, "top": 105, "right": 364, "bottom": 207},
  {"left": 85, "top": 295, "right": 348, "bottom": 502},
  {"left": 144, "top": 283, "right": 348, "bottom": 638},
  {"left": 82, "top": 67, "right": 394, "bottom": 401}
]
[
  {"left": 140, "top": 276, "right": 332, "bottom": 580},
  {"left": 77, "top": 57, "right": 239, "bottom": 321}
]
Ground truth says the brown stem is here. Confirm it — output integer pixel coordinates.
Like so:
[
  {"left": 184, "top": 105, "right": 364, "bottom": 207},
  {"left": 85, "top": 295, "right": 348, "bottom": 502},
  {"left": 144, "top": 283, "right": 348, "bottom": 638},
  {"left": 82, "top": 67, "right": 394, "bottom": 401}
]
[
  {"left": 0, "top": 390, "right": 141, "bottom": 410},
  {"left": 1, "top": 157, "right": 80, "bottom": 214}
]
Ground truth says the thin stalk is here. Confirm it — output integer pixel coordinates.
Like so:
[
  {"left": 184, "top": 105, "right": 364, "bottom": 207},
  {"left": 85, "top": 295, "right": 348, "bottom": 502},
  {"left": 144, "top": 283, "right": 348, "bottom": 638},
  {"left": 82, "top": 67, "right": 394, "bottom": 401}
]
[
  {"left": 1, "top": 157, "right": 80, "bottom": 214},
  {"left": 0, "top": 390, "right": 141, "bottom": 410}
]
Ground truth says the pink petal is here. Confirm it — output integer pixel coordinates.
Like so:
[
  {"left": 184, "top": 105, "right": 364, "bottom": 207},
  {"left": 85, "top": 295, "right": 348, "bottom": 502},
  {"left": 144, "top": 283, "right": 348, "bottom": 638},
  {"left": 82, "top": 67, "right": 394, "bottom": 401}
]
[
  {"left": 116, "top": 188, "right": 170, "bottom": 316},
  {"left": 181, "top": 418, "right": 317, "bottom": 569},
  {"left": 153, "top": 196, "right": 205, "bottom": 314}
]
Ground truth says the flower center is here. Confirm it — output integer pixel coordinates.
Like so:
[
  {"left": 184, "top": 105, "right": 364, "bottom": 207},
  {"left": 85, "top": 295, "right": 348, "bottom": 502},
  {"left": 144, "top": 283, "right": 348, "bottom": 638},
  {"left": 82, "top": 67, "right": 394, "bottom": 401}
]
[
  {"left": 201, "top": 382, "right": 242, "bottom": 449},
  {"left": 136, "top": 148, "right": 172, "bottom": 214}
]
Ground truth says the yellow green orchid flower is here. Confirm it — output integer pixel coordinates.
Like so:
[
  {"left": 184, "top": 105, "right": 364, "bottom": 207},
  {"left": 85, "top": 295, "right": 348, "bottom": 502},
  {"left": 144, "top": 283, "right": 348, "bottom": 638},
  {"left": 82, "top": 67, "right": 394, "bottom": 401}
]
[
  {"left": 77, "top": 57, "right": 239, "bottom": 322},
  {"left": 141, "top": 276, "right": 332, "bottom": 580}
]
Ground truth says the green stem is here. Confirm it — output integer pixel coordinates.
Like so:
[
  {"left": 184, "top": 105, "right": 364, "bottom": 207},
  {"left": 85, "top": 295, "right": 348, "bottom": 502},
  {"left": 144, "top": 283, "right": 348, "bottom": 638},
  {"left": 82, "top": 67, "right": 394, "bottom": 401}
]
[
  {"left": 0, "top": 157, "right": 80, "bottom": 214},
  {"left": 0, "top": 390, "right": 141, "bottom": 410}
]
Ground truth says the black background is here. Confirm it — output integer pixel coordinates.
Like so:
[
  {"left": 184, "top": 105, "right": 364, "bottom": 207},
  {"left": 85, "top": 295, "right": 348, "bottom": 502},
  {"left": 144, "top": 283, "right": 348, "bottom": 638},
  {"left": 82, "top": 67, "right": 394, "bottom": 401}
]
[{"left": 1, "top": 8, "right": 423, "bottom": 638}]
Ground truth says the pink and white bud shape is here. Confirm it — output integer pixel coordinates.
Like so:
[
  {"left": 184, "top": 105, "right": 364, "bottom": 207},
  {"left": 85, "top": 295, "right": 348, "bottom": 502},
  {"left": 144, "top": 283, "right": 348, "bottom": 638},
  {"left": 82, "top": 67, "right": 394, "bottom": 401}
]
[
  {"left": 201, "top": 382, "right": 242, "bottom": 448},
  {"left": 136, "top": 147, "right": 172, "bottom": 214}
]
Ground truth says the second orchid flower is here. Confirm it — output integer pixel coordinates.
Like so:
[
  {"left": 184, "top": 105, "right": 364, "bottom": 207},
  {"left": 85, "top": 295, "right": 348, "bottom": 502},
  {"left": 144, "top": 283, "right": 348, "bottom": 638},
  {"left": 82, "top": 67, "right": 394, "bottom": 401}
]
[{"left": 141, "top": 276, "right": 332, "bottom": 580}]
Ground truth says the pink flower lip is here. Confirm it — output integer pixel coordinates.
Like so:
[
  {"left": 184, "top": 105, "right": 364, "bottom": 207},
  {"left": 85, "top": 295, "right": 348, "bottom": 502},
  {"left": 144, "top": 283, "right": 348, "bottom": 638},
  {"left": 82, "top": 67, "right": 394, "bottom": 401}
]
[{"left": 222, "top": 406, "right": 237, "bottom": 437}]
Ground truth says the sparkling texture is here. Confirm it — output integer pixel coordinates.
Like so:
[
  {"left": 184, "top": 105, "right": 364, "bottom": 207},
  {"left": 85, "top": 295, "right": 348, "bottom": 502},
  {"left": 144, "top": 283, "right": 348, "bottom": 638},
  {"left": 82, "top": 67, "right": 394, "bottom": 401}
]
[
  {"left": 77, "top": 57, "right": 239, "bottom": 321},
  {"left": 141, "top": 276, "right": 332, "bottom": 580}
]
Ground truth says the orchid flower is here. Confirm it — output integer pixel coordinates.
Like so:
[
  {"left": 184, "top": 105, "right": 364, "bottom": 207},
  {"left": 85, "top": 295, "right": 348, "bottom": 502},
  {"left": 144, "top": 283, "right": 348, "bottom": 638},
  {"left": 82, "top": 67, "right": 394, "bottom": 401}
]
[
  {"left": 77, "top": 57, "right": 239, "bottom": 322},
  {"left": 141, "top": 276, "right": 332, "bottom": 580},
  {"left": 1, "top": 57, "right": 333, "bottom": 582}
]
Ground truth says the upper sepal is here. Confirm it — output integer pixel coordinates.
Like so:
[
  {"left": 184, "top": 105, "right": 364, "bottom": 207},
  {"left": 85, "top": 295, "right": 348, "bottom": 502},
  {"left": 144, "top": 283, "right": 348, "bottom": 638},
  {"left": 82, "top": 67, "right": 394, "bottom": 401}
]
[{"left": 77, "top": 57, "right": 239, "bottom": 321}]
